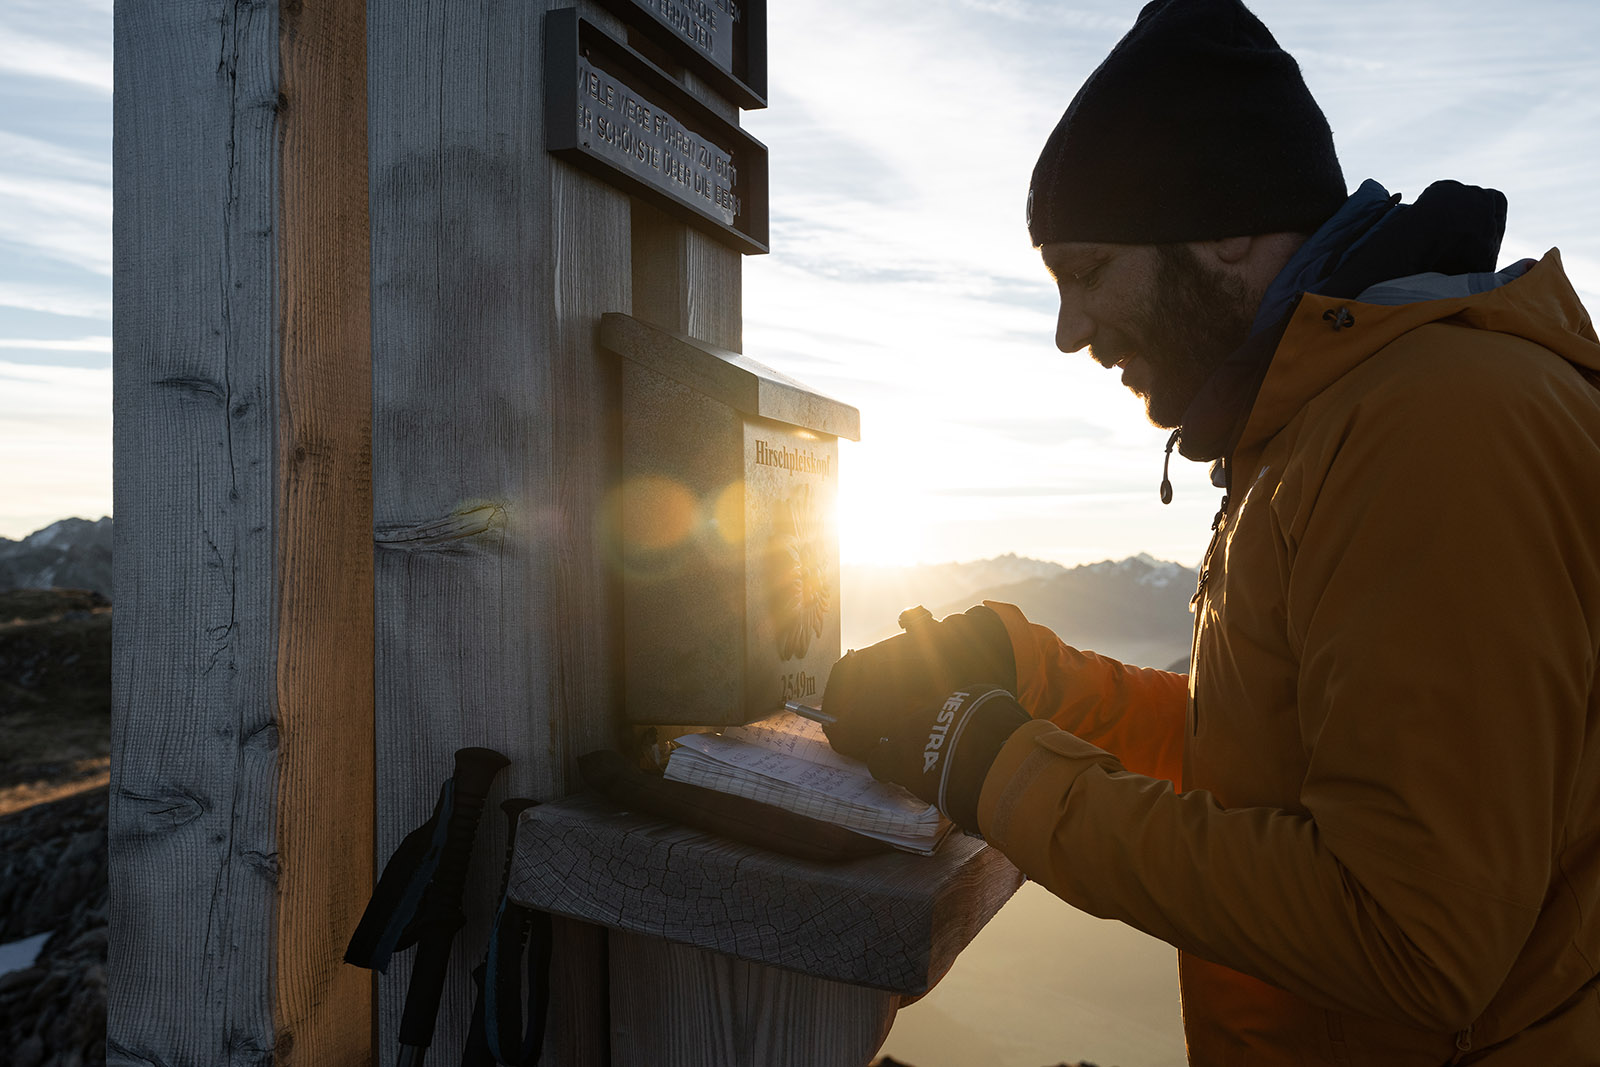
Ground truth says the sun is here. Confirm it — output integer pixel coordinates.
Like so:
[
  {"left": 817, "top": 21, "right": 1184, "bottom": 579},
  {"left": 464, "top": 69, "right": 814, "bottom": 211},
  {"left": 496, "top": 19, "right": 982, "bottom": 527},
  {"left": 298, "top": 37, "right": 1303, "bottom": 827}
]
[{"left": 835, "top": 444, "right": 931, "bottom": 568}]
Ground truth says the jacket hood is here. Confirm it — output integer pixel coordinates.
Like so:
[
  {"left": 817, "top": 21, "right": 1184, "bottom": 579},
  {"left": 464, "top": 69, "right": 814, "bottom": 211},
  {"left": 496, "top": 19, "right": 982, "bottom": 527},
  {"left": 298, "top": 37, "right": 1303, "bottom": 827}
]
[{"left": 1233, "top": 248, "right": 1600, "bottom": 460}]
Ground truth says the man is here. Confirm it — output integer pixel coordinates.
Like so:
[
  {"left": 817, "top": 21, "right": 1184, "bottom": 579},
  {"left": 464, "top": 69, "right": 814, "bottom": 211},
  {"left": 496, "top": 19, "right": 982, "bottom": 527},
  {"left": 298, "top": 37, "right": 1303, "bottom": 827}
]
[{"left": 821, "top": 1, "right": 1600, "bottom": 1063}]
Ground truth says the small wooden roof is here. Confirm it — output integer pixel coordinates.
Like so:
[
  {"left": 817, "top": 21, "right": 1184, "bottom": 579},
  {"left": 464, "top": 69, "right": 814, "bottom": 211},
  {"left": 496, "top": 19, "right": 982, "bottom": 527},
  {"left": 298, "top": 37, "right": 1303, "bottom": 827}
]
[{"left": 602, "top": 313, "right": 861, "bottom": 441}]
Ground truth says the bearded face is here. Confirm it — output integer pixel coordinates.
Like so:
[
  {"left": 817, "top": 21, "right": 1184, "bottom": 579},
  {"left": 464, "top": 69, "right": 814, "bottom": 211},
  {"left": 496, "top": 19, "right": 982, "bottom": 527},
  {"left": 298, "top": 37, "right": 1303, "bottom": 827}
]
[{"left": 1043, "top": 241, "right": 1261, "bottom": 429}]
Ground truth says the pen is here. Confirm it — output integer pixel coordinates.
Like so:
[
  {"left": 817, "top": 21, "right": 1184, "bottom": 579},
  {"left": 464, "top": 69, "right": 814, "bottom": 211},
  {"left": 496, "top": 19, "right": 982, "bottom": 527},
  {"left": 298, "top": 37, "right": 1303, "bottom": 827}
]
[{"left": 783, "top": 700, "right": 836, "bottom": 725}]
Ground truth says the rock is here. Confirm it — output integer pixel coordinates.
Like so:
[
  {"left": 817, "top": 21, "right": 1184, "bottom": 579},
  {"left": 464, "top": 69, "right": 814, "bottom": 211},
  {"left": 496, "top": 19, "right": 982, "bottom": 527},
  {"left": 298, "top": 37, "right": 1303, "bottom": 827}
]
[
  {"left": 0, "top": 789, "right": 108, "bottom": 943},
  {"left": 12, "top": 1033, "right": 44, "bottom": 1067},
  {"left": 59, "top": 830, "right": 100, "bottom": 867},
  {"left": 0, "top": 965, "right": 46, "bottom": 997},
  {"left": 0, "top": 788, "right": 108, "bottom": 1063}
]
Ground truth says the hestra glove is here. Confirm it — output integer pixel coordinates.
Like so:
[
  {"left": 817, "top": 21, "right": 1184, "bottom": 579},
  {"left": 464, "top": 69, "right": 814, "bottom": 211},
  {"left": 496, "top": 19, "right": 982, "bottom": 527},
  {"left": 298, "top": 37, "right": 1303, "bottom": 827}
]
[
  {"left": 863, "top": 684, "right": 1030, "bottom": 834},
  {"left": 821, "top": 604, "right": 1017, "bottom": 762}
]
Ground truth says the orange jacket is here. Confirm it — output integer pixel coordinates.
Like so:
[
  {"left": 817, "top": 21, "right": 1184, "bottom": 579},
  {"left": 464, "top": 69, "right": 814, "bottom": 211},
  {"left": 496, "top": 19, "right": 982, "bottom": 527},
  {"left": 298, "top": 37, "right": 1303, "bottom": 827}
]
[{"left": 976, "top": 251, "right": 1600, "bottom": 1064}]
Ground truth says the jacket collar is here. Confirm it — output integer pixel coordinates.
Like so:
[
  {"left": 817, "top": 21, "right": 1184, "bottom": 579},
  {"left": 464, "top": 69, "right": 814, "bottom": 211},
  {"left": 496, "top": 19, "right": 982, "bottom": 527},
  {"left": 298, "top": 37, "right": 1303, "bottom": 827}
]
[
  {"left": 1175, "top": 179, "right": 1509, "bottom": 477},
  {"left": 1231, "top": 249, "right": 1600, "bottom": 468}
]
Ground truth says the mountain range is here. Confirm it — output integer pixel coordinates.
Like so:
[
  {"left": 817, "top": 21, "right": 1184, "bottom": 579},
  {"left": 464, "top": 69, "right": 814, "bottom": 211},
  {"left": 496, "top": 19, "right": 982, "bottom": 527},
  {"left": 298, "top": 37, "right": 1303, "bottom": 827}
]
[
  {"left": 842, "top": 552, "right": 1197, "bottom": 672},
  {"left": 0, "top": 519, "right": 112, "bottom": 600},
  {"left": 0, "top": 516, "right": 1196, "bottom": 672}
]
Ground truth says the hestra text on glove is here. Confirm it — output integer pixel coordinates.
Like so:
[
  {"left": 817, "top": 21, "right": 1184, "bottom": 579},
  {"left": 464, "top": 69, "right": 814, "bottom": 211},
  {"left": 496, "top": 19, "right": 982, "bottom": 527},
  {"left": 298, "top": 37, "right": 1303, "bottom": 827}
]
[{"left": 864, "top": 684, "right": 1030, "bottom": 834}]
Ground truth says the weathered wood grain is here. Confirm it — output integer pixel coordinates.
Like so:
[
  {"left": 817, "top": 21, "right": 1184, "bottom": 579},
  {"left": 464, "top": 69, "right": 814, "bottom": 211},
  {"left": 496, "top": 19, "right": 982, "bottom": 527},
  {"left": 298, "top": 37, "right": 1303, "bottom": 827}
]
[
  {"left": 509, "top": 792, "right": 1025, "bottom": 994},
  {"left": 542, "top": 152, "right": 633, "bottom": 1067},
  {"left": 276, "top": 0, "right": 374, "bottom": 1061},
  {"left": 110, "top": 1, "right": 284, "bottom": 1063},
  {"left": 113, "top": 0, "right": 376, "bottom": 1062},
  {"left": 368, "top": 1, "right": 627, "bottom": 1060},
  {"left": 608, "top": 931, "right": 900, "bottom": 1067},
  {"left": 631, "top": 200, "right": 743, "bottom": 350},
  {"left": 549, "top": 917, "right": 613, "bottom": 1066}
]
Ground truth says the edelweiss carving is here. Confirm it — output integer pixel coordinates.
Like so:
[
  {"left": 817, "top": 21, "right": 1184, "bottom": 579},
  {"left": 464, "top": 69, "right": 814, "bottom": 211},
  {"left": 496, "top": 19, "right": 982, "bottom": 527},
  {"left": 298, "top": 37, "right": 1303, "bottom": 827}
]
[{"left": 770, "top": 483, "right": 830, "bottom": 661}]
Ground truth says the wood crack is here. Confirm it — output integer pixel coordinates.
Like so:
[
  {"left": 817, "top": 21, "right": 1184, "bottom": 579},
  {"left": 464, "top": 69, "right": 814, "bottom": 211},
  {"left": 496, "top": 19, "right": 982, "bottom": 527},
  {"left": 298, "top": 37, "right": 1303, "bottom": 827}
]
[
  {"left": 105, "top": 1037, "right": 175, "bottom": 1066},
  {"left": 117, "top": 786, "right": 208, "bottom": 833},
  {"left": 374, "top": 501, "right": 506, "bottom": 550}
]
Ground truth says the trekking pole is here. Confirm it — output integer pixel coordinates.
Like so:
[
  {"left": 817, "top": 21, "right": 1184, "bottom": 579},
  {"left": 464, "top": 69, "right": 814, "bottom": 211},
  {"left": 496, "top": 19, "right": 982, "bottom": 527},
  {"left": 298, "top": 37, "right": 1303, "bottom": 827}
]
[
  {"left": 343, "top": 746, "right": 511, "bottom": 1067},
  {"left": 395, "top": 747, "right": 512, "bottom": 1066},
  {"left": 463, "top": 798, "right": 551, "bottom": 1066}
]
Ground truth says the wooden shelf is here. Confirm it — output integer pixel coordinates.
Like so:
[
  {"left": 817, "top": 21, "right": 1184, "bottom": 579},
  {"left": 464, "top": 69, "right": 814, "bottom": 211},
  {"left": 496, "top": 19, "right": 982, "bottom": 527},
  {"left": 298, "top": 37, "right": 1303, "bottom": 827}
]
[{"left": 509, "top": 791, "right": 1023, "bottom": 995}]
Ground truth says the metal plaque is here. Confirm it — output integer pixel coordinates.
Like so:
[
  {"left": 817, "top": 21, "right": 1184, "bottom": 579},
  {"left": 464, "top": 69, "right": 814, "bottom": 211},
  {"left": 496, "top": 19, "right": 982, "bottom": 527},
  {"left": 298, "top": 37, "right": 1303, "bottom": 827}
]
[
  {"left": 545, "top": 10, "right": 769, "bottom": 255},
  {"left": 592, "top": 0, "right": 767, "bottom": 110}
]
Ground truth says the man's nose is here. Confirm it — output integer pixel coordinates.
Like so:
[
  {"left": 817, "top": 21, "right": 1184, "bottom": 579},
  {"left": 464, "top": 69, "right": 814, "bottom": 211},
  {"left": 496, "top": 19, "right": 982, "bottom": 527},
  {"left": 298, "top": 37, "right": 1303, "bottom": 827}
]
[{"left": 1055, "top": 297, "right": 1092, "bottom": 353}]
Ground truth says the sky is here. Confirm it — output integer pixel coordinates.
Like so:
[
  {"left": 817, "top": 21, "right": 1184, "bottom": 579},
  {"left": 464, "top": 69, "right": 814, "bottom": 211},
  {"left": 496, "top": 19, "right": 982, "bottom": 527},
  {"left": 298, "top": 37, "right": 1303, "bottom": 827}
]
[{"left": 3, "top": 0, "right": 1598, "bottom": 569}]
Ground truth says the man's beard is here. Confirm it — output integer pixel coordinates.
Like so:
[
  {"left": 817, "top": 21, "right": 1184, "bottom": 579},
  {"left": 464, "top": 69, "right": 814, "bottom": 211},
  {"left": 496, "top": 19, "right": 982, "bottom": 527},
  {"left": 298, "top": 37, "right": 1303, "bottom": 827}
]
[{"left": 1101, "top": 244, "right": 1260, "bottom": 429}]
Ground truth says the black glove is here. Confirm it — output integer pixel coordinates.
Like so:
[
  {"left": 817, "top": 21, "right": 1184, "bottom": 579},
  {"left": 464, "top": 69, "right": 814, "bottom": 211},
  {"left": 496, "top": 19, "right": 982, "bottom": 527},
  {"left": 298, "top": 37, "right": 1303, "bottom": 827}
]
[
  {"left": 821, "top": 604, "right": 1017, "bottom": 762},
  {"left": 861, "top": 684, "right": 1030, "bottom": 833}
]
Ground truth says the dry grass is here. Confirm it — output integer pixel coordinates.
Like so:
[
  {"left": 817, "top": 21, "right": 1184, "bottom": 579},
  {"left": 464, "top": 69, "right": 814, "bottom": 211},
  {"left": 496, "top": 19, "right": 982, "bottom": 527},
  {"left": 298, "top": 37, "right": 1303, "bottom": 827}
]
[
  {"left": 0, "top": 589, "right": 112, "bottom": 816},
  {"left": 0, "top": 757, "right": 110, "bottom": 818}
]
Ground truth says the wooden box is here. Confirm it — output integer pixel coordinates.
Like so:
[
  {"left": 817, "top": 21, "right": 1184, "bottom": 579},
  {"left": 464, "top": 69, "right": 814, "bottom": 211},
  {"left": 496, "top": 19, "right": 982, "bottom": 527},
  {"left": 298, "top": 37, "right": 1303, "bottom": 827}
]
[{"left": 603, "top": 313, "right": 859, "bottom": 726}]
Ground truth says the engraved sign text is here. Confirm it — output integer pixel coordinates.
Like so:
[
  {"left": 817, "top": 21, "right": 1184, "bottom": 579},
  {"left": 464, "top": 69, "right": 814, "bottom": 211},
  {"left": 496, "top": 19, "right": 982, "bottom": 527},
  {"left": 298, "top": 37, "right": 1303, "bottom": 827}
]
[
  {"left": 646, "top": 0, "right": 738, "bottom": 72},
  {"left": 753, "top": 440, "right": 831, "bottom": 478},
  {"left": 577, "top": 58, "right": 742, "bottom": 226}
]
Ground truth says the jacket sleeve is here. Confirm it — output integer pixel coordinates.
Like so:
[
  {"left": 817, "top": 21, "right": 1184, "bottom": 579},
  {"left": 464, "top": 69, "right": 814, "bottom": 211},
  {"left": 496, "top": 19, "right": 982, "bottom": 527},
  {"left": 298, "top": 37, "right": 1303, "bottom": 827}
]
[
  {"left": 984, "top": 600, "right": 1188, "bottom": 786},
  {"left": 976, "top": 335, "right": 1600, "bottom": 1031}
]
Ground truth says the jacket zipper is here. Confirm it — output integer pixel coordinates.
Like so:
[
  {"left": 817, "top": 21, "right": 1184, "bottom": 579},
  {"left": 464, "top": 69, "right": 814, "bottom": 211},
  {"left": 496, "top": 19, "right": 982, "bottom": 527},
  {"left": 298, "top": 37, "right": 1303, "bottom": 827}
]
[{"left": 1188, "top": 492, "right": 1232, "bottom": 735}]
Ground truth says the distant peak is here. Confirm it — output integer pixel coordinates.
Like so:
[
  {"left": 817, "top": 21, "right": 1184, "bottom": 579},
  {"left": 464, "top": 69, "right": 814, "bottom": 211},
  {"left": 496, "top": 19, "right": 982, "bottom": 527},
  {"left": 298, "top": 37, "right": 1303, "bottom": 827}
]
[{"left": 22, "top": 516, "right": 112, "bottom": 549}]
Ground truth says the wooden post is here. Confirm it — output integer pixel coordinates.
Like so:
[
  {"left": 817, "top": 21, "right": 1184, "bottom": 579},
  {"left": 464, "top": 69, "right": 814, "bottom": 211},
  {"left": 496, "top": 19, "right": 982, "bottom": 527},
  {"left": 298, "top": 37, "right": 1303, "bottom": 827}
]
[
  {"left": 111, "top": 0, "right": 373, "bottom": 1063},
  {"left": 367, "top": 1, "right": 630, "bottom": 1060},
  {"left": 608, "top": 935, "right": 900, "bottom": 1067}
]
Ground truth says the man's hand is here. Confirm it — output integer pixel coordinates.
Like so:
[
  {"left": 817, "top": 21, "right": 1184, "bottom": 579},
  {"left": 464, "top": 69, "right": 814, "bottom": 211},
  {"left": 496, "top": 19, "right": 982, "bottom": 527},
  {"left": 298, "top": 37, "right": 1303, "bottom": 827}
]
[
  {"left": 860, "top": 684, "right": 1030, "bottom": 833},
  {"left": 820, "top": 604, "right": 1017, "bottom": 761}
]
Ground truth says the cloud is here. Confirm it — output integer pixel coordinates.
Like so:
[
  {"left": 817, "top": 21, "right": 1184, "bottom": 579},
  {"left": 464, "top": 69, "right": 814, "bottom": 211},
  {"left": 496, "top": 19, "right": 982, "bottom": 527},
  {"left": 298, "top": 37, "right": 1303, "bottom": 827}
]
[
  {"left": 0, "top": 358, "right": 110, "bottom": 403},
  {"left": 0, "top": 130, "right": 111, "bottom": 183},
  {"left": 0, "top": 336, "right": 112, "bottom": 353},
  {"left": 0, "top": 359, "right": 111, "bottom": 538},
  {"left": 952, "top": 0, "right": 1128, "bottom": 31},
  {"left": 0, "top": 173, "right": 112, "bottom": 276},
  {"left": 930, "top": 485, "right": 1090, "bottom": 498},
  {"left": 0, "top": 282, "right": 110, "bottom": 320},
  {"left": 971, "top": 415, "right": 1109, "bottom": 445},
  {"left": 0, "top": 24, "right": 112, "bottom": 94},
  {"left": 760, "top": 100, "right": 906, "bottom": 208}
]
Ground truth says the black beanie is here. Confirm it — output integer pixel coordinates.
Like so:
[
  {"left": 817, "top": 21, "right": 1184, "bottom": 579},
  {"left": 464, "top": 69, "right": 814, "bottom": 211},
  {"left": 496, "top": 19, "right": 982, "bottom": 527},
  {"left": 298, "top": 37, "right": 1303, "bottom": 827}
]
[{"left": 1027, "top": 0, "right": 1346, "bottom": 246}]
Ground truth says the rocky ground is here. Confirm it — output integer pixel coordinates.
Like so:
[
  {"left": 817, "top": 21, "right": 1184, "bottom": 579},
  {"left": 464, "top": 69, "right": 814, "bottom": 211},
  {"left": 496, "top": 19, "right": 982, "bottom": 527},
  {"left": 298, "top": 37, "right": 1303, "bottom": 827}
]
[
  {"left": 0, "top": 588, "right": 110, "bottom": 1066},
  {"left": 0, "top": 787, "right": 107, "bottom": 1067}
]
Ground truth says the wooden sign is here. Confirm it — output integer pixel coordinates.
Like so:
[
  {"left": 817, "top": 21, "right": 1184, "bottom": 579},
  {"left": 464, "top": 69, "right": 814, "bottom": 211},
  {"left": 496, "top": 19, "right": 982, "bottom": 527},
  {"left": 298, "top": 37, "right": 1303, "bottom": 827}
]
[
  {"left": 545, "top": 10, "right": 769, "bottom": 255},
  {"left": 592, "top": 0, "right": 767, "bottom": 109}
]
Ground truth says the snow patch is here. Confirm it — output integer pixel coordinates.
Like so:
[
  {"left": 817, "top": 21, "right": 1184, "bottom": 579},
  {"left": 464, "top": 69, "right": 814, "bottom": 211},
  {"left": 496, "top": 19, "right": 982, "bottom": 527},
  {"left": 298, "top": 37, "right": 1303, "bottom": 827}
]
[
  {"left": 0, "top": 931, "right": 52, "bottom": 977},
  {"left": 1076, "top": 553, "right": 1188, "bottom": 588}
]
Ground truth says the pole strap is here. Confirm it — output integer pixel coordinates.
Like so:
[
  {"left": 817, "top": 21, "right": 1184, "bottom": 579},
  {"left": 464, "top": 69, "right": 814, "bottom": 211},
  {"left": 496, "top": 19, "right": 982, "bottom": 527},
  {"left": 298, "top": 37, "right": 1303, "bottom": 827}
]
[{"left": 344, "top": 779, "right": 457, "bottom": 973}]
